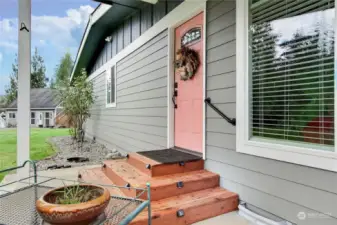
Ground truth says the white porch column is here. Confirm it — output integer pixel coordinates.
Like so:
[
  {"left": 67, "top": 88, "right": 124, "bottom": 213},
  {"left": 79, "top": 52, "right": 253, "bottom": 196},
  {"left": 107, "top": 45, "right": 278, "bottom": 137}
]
[{"left": 17, "top": 0, "right": 31, "bottom": 176}]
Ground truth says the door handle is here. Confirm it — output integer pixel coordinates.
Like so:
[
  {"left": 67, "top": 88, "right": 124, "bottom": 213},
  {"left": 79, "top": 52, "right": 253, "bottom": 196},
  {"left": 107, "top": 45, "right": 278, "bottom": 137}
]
[
  {"left": 172, "top": 90, "right": 178, "bottom": 108},
  {"left": 172, "top": 96, "right": 177, "bottom": 108}
]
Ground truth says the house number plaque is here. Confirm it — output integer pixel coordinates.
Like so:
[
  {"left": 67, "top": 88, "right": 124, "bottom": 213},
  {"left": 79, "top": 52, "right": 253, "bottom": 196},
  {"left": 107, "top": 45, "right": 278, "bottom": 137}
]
[{"left": 181, "top": 27, "right": 201, "bottom": 46}]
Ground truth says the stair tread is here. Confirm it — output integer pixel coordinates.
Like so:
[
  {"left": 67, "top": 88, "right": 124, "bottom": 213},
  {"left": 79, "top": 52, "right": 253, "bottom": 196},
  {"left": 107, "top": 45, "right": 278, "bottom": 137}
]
[
  {"left": 104, "top": 159, "right": 218, "bottom": 188},
  {"left": 79, "top": 167, "right": 124, "bottom": 197},
  {"left": 133, "top": 187, "right": 238, "bottom": 221},
  {"left": 128, "top": 152, "right": 204, "bottom": 177},
  {"left": 104, "top": 159, "right": 149, "bottom": 187},
  {"left": 129, "top": 152, "right": 161, "bottom": 166}
]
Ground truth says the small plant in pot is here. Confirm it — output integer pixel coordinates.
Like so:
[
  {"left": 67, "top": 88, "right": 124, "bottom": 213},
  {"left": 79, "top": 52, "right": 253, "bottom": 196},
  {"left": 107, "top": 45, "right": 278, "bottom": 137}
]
[{"left": 36, "top": 184, "right": 110, "bottom": 225}]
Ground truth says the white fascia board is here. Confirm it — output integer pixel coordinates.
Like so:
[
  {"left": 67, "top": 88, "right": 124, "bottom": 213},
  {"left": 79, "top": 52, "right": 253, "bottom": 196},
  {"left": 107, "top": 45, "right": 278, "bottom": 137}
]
[{"left": 91, "top": 4, "right": 111, "bottom": 23}]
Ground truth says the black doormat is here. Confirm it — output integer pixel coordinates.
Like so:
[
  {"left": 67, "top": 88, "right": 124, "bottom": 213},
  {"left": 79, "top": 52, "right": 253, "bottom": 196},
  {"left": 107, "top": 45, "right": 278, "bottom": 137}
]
[{"left": 137, "top": 148, "right": 202, "bottom": 164}]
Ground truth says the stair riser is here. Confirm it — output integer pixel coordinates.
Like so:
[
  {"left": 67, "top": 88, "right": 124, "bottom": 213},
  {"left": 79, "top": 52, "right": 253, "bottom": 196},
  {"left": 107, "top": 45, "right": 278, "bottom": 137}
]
[
  {"left": 103, "top": 167, "right": 137, "bottom": 197},
  {"left": 103, "top": 166, "right": 220, "bottom": 201},
  {"left": 152, "top": 160, "right": 204, "bottom": 177},
  {"left": 128, "top": 154, "right": 204, "bottom": 177},
  {"left": 130, "top": 196, "right": 239, "bottom": 225},
  {"left": 142, "top": 175, "right": 220, "bottom": 201}
]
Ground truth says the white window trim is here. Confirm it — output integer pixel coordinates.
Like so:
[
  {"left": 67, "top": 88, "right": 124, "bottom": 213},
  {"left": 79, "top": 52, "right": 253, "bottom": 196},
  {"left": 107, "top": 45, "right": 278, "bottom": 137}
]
[
  {"left": 31, "top": 112, "right": 36, "bottom": 125},
  {"left": 44, "top": 111, "right": 54, "bottom": 127},
  {"left": 8, "top": 112, "right": 16, "bottom": 119},
  {"left": 106, "top": 64, "right": 117, "bottom": 108},
  {"left": 236, "top": 0, "right": 337, "bottom": 172}
]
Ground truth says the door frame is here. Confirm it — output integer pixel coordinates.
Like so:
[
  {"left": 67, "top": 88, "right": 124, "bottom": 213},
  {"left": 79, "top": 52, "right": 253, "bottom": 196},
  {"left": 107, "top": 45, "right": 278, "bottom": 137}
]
[{"left": 167, "top": 2, "right": 207, "bottom": 159}]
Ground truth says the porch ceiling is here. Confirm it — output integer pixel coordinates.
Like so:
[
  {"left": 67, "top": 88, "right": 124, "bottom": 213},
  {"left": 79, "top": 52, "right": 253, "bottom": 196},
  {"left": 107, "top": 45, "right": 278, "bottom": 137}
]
[{"left": 71, "top": 0, "right": 151, "bottom": 80}]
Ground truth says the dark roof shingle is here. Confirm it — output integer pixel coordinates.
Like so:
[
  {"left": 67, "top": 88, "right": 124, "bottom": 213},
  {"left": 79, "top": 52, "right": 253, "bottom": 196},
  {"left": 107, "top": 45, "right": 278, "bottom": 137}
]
[{"left": 7, "top": 88, "right": 60, "bottom": 109}]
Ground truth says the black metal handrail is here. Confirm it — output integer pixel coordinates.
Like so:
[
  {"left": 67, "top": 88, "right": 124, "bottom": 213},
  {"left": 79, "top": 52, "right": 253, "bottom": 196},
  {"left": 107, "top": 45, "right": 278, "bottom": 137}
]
[
  {"left": 0, "top": 160, "right": 37, "bottom": 183},
  {"left": 204, "top": 98, "right": 236, "bottom": 126}
]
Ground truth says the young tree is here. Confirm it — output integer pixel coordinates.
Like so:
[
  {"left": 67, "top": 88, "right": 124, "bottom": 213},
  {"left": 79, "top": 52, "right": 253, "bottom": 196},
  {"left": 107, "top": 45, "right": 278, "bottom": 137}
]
[
  {"left": 58, "top": 68, "right": 95, "bottom": 141},
  {"left": 53, "top": 52, "right": 74, "bottom": 88}
]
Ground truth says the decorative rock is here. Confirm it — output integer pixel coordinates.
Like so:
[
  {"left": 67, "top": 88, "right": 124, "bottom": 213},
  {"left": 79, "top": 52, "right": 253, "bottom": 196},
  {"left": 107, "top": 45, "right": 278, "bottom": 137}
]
[
  {"left": 105, "top": 152, "right": 121, "bottom": 160},
  {"left": 111, "top": 148, "right": 118, "bottom": 154},
  {"left": 36, "top": 136, "right": 122, "bottom": 171}
]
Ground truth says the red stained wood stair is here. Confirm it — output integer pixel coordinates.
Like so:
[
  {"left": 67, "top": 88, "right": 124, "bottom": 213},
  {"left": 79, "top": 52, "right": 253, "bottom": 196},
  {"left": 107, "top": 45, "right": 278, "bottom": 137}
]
[{"left": 79, "top": 152, "right": 239, "bottom": 225}]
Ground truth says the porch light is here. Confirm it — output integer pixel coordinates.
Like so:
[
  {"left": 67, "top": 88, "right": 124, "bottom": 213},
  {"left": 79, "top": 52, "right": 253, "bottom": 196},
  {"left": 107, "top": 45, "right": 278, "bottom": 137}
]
[{"left": 105, "top": 36, "right": 112, "bottom": 42}]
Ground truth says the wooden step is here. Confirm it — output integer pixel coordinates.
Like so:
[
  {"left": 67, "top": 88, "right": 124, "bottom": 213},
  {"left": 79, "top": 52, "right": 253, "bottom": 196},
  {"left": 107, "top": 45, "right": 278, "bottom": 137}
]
[
  {"left": 127, "top": 152, "right": 204, "bottom": 177},
  {"left": 102, "top": 159, "right": 220, "bottom": 201},
  {"left": 129, "top": 187, "right": 239, "bottom": 225},
  {"left": 102, "top": 159, "right": 148, "bottom": 198},
  {"left": 78, "top": 167, "right": 124, "bottom": 197}
]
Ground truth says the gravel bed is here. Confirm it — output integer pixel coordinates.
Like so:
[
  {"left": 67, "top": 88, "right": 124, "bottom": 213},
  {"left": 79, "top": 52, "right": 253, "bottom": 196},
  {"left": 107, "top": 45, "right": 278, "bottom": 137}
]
[{"left": 36, "top": 136, "right": 123, "bottom": 171}]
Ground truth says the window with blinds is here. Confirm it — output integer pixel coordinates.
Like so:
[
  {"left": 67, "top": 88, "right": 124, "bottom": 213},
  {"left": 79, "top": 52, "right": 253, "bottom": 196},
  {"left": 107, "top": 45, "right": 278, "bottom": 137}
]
[
  {"left": 249, "top": 0, "right": 335, "bottom": 148},
  {"left": 106, "top": 66, "right": 116, "bottom": 106}
]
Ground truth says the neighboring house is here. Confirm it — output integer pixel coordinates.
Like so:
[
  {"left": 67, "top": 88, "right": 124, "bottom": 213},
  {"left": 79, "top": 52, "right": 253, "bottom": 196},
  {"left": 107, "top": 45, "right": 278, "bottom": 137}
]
[
  {"left": 5, "top": 88, "right": 62, "bottom": 128},
  {"left": 72, "top": 1, "right": 337, "bottom": 225},
  {"left": 0, "top": 112, "right": 5, "bottom": 129},
  {"left": 0, "top": 95, "right": 6, "bottom": 113}
]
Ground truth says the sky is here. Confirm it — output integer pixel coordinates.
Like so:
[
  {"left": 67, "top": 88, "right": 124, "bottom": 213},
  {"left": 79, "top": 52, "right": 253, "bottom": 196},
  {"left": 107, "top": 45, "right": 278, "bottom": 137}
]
[{"left": 0, "top": 0, "right": 98, "bottom": 95}]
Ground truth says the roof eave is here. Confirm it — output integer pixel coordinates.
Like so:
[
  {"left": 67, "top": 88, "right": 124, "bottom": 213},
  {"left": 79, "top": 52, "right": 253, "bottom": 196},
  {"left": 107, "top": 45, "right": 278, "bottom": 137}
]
[
  {"left": 70, "top": 4, "right": 111, "bottom": 82},
  {"left": 70, "top": 0, "right": 154, "bottom": 82}
]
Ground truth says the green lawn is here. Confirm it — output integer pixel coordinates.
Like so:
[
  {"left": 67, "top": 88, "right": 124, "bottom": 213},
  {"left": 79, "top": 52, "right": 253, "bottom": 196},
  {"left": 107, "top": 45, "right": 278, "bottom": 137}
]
[{"left": 0, "top": 128, "right": 69, "bottom": 180}]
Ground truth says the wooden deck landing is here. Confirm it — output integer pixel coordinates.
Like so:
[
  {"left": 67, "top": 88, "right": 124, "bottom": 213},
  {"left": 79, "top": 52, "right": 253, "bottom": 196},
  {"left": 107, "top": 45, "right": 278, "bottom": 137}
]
[{"left": 79, "top": 152, "right": 238, "bottom": 225}]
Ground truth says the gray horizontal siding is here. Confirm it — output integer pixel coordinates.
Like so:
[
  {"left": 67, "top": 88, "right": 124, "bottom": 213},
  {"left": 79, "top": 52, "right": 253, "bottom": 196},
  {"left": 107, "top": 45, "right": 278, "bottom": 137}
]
[
  {"left": 205, "top": 1, "right": 337, "bottom": 224},
  {"left": 86, "top": 30, "right": 168, "bottom": 153},
  {"left": 90, "top": 0, "right": 183, "bottom": 74}
]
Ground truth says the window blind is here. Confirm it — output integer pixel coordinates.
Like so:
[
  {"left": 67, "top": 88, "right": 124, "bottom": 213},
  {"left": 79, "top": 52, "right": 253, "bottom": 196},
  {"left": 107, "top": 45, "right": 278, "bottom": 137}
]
[
  {"left": 107, "top": 73, "right": 111, "bottom": 104},
  {"left": 111, "top": 66, "right": 115, "bottom": 104},
  {"left": 250, "top": 0, "right": 335, "bottom": 147},
  {"left": 107, "top": 66, "right": 115, "bottom": 105}
]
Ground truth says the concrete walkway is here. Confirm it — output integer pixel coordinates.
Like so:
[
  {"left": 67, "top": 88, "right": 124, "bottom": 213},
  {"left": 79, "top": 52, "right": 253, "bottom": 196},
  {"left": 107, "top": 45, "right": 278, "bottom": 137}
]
[
  {"left": 195, "top": 212, "right": 254, "bottom": 225},
  {"left": 1, "top": 166, "right": 254, "bottom": 225}
]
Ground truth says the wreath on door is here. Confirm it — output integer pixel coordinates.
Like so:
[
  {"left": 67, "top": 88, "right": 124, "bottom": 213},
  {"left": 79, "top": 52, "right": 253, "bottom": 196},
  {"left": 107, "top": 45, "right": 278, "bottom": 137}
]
[{"left": 174, "top": 46, "right": 200, "bottom": 81}]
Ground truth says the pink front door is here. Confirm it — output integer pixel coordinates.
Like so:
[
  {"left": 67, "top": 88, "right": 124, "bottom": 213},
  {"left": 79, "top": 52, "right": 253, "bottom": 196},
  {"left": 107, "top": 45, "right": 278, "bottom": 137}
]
[{"left": 174, "top": 13, "right": 204, "bottom": 153}]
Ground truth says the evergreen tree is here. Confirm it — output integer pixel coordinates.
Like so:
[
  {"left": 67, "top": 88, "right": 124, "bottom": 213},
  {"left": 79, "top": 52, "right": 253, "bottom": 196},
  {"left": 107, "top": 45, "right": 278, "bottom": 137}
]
[
  {"left": 5, "top": 48, "right": 48, "bottom": 104},
  {"left": 31, "top": 47, "right": 48, "bottom": 88},
  {"left": 4, "top": 56, "right": 18, "bottom": 105}
]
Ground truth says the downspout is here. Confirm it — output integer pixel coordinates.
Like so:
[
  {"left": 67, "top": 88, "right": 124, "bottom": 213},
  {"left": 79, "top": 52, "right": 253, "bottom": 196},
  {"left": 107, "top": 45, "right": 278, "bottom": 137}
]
[
  {"left": 239, "top": 203, "right": 293, "bottom": 225},
  {"left": 17, "top": 0, "right": 31, "bottom": 177}
]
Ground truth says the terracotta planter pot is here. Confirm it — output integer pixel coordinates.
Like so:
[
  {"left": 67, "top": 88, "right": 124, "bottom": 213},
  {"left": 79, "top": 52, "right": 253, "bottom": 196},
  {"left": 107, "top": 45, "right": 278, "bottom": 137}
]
[{"left": 36, "top": 185, "right": 110, "bottom": 225}]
